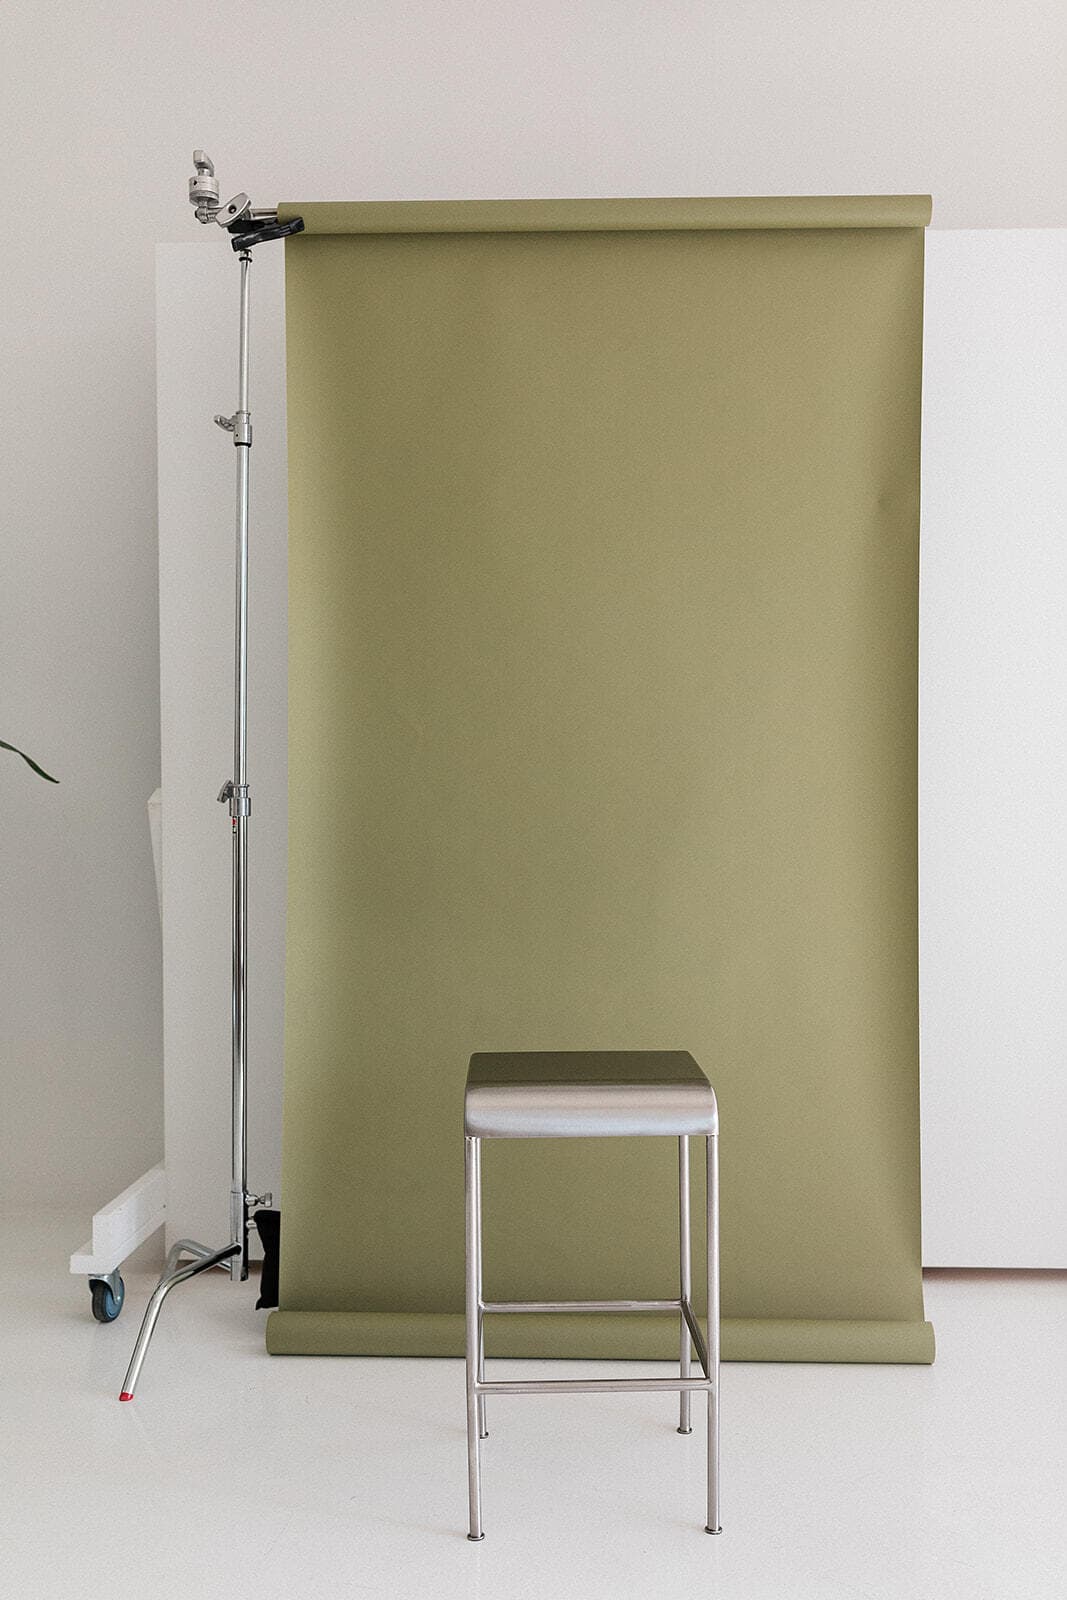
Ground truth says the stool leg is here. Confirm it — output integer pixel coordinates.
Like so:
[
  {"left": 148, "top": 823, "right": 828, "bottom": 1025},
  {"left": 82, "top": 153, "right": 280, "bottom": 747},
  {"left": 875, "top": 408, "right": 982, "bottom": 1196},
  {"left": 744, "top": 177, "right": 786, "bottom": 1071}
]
[
  {"left": 705, "top": 1132, "right": 722, "bottom": 1534},
  {"left": 465, "top": 1135, "right": 485, "bottom": 1540},
  {"left": 677, "top": 1134, "right": 693, "bottom": 1434}
]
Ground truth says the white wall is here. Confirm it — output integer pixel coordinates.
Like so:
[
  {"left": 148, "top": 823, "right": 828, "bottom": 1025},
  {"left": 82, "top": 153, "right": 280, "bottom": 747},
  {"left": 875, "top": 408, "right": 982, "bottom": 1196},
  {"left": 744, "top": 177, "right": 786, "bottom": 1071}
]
[{"left": 3, "top": 0, "right": 1066, "bottom": 1212}]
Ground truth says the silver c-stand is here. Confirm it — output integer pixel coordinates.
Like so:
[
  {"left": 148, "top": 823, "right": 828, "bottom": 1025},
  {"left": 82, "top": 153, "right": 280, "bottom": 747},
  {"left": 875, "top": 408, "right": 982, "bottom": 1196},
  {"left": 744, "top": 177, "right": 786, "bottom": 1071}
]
[{"left": 118, "top": 155, "right": 303, "bottom": 1400}]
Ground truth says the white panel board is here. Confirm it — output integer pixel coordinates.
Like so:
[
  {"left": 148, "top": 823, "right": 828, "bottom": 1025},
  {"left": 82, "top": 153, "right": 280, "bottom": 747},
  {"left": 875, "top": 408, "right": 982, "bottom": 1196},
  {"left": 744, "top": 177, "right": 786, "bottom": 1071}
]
[
  {"left": 920, "top": 230, "right": 1067, "bottom": 1265},
  {"left": 156, "top": 244, "right": 287, "bottom": 1252}
]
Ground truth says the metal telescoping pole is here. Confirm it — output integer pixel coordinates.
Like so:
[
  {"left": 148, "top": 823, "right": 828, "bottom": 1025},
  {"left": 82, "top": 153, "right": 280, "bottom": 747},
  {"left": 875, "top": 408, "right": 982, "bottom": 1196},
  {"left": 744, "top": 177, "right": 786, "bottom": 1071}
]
[
  {"left": 229, "top": 248, "right": 253, "bottom": 1280},
  {"left": 119, "top": 250, "right": 254, "bottom": 1397},
  {"left": 117, "top": 157, "right": 301, "bottom": 1400}
]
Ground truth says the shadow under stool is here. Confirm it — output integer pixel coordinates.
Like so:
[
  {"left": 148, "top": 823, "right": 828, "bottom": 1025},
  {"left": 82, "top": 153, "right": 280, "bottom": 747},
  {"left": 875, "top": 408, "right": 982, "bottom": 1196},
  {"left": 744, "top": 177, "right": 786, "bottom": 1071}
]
[{"left": 463, "top": 1050, "right": 720, "bottom": 1540}]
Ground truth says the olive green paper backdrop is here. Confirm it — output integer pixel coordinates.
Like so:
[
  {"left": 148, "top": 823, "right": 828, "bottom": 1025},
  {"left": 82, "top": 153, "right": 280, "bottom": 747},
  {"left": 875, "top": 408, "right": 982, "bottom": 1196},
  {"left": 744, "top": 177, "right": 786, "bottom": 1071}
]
[{"left": 267, "top": 196, "right": 935, "bottom": 1364}]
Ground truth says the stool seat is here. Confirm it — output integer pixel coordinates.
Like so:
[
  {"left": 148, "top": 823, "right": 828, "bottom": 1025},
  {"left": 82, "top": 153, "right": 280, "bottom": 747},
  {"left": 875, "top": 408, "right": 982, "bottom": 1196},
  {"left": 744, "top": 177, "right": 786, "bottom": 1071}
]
[{"left": 464, "top": 1050, "right": 718, "bottom": 1139}]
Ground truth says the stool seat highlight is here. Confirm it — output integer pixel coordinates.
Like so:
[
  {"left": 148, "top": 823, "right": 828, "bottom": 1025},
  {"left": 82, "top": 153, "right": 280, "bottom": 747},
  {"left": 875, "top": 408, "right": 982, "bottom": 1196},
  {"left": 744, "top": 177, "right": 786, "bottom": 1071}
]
[
  {"left": 462, "top": 1049, "right": 721, "bottom": 1540},
  {"left": 464, "top": 1050, "right": 718, "bottom": 1139}
]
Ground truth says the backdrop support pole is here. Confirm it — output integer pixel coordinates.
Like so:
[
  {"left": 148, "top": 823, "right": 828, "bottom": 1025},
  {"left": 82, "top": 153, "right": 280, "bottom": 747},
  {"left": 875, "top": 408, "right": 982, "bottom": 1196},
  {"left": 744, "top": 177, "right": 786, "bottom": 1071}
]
[
  {"left": 117, "top": 155, "right": 303, "bottom": 1400},
  {"left": 225, "top": 244, "right": 254, "bottom": 1284}
]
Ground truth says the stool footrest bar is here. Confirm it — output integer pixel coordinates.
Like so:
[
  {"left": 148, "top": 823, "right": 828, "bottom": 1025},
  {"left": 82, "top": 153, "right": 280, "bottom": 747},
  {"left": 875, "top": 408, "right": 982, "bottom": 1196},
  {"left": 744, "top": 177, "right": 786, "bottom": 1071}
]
[
  {"left": 475, "top": 1375, "right": 713, "bottom": 1396},
  {"left": 480, "top": 1298, "right": 682, "bottom": 1314}
]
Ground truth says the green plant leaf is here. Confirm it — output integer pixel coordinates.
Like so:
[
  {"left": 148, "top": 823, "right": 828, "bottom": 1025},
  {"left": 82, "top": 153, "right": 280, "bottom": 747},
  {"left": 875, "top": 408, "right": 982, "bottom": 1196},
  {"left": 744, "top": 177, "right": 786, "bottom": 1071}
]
[{"left": 1, "top": 739, "right": 59, "bottom": 783}]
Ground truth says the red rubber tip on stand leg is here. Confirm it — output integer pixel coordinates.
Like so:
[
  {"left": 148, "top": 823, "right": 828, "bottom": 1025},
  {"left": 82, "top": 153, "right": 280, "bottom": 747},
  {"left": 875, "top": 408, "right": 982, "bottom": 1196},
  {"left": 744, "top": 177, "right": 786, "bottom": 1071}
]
[{"left": 118, "top": 1392, "right": 134, "bottom": 1402}]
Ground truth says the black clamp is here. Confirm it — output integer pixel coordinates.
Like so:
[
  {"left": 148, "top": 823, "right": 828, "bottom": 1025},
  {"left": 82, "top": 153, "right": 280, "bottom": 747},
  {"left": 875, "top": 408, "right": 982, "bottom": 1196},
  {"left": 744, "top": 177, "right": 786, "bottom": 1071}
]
[{"left": 227, "top": 215, "right": 305, "bottom": 252}]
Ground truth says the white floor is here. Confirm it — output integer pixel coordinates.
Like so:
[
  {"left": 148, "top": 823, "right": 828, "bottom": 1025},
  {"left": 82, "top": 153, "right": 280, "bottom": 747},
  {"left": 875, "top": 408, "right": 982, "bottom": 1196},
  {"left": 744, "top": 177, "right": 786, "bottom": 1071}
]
[{"left": 4, "top": 1214, "right": 1064, "bottom": 1600}]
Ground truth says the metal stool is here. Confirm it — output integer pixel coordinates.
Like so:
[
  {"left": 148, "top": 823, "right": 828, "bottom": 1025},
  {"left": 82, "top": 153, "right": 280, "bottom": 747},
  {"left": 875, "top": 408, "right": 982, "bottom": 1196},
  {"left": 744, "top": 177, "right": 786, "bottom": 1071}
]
[{"left": 463, "top": 1050, "right": 720, "bottom": 1539}]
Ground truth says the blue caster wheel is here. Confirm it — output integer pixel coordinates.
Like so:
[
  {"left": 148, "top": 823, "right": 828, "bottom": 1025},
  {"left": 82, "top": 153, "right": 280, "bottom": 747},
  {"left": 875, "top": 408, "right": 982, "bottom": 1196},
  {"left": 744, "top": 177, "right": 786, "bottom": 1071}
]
[{"left": 89, "top": 1274, "right": 125, "bottom": 1323}]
